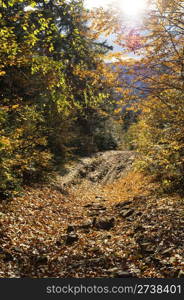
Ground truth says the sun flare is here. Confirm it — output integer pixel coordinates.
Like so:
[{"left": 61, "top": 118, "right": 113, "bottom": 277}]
[
  {"left": 86, "top": 0, "right": 148, "bottom": 16},
  {"left": 120, "top": 0, "right": 147, "bottom": 16}
]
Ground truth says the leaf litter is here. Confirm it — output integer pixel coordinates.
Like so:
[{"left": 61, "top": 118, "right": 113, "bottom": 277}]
[{"left": 0, "top": 151, "right": 183, "bottom": 278}]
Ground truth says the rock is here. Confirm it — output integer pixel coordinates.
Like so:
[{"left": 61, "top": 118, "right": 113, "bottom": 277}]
[
  {"left": 120, "top": 209, "right": 134, "bottom": 218},
  {"left": 53, "top": 151, "right": 136, "bottom": 189},
  {"left": 178, "top": 270, "right": 184, "bottom": 278},
  {"left": 107, "top": 267, "right": 133, "bottom": 278},
  {"left": 87, "top": 204, "right": 107, "bottom": 216},
  {"left": 79, "top": 221, "right": 93, "bottom": 230},
  {"left": 35, "top": 256, "right": 48, "bottom": 265},
  {"left": 113, "top": 271, "right": 134, "bottom": 278},
  {"left": 66, "top": 225, "right": 75, "bottom": 233},
  {"left": 66, "top": 233, "right": 79, "bottom": 245},
  {"left": 87, "top": 211, "right": 101, "bottom": 217},
  {"left": 93, "top": 217, "right": 115, "bottom": 230},
  {"left": 84, "top": 204, "right": 94, "bottom": 208},
  {"left": 107, "top": 267, "right": 119, "bottom": 274},
  {"left": 3, "top": 251, "right": 14, "bottom": 262},
  {"left": 92, "top": 206, "right": 106, "bottom": 211},
  {"left": 115, "top": 201, "right": 132, "bottom": 209}
]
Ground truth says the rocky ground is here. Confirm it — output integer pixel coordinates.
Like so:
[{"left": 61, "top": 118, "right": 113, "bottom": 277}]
[{"left": 0, "top": 150, "right": 183, "bottom": 278}]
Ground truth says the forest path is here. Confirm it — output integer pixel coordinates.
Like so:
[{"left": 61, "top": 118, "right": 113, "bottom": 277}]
[
  {"left": 53, "top": 150, "right": 137, "bottom": 189},
  {"left": 0, "top": 151, "right": 183, "bottom": 278}
]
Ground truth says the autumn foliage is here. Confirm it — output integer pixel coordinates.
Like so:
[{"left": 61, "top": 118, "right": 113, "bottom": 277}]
[
  {"left": 0, "top": 0, "right": 184, "bottom": 195},
  {"left": 112, "top": 0, "right": 184, "bottom": 192},
  {"left": 0, "top": 0, "right": 117, "bottom": 196}
]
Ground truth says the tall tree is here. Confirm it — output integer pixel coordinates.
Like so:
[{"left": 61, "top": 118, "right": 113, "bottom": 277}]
[
  {"left": 0, "top": 0, "right": 117, "bottom": 195},
  {"left": 114, "top": 0, "right": 184, "bottom": 191}
]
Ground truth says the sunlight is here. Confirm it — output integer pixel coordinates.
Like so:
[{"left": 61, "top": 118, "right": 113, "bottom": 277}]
[
  {"left": 120, "top": 0, "right": 147, "bottom": 16},
  {"left": 86, "top": 0, "right": 147, "bottom": 16}
]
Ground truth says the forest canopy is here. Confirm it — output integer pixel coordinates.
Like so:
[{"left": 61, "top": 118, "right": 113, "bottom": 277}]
[{"left": 0, "top": 0, "right": 118, "bottom": 196}]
